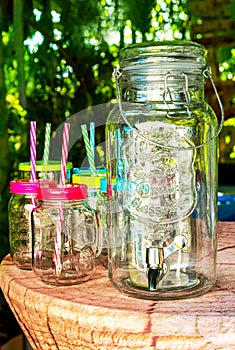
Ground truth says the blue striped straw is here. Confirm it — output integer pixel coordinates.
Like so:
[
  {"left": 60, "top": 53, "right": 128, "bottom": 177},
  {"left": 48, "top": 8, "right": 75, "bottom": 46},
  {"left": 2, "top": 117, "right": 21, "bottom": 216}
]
[{"left": 90, "top": 122, "right": 95, "bottom": 161}]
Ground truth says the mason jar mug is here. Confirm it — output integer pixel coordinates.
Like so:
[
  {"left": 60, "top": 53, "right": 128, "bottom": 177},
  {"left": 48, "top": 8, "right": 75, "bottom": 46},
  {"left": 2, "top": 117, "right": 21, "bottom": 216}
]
[
  {"left": 32, "top": 184, "right": 99, "bottom": 285},
  {"left": 8, "top": 179, "right": 56, "bottom": 269}
]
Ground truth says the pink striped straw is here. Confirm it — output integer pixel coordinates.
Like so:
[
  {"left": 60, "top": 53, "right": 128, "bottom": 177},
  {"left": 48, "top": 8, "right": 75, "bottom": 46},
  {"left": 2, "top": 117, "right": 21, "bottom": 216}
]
[
  {"left": 54, "top": 122, "right": 70, "bottom": 276},
  {"left": 30, "top": 121, "right": 37, "bottom": 182},
  {"left": 59, "top": 123, "right": 70, "bottom": 186},
  {"left": 54, "top": 206, "right": 63, "bottom": 276},
  {"left": 30, "top": 121, "right": 37, "bottom": 207}
]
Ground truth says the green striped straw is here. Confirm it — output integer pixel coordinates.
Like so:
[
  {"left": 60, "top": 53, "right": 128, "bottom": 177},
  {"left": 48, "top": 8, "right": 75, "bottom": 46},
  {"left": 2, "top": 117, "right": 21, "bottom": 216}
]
[
  {"left": 81, "top": 124, "right": 97, "bottom": 176},
  {"left": 43, "top": 123, "right": 51, "bottom": 163}
]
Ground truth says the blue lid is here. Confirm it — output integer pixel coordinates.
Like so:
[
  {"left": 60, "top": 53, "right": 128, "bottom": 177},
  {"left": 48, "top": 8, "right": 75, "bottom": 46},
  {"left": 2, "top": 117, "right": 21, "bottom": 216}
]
[
  {"left": 73, "top": 167, "right": 106, "bottom": 175},
  {"left": 100, "top": 177, "right": 107, "bottom": 192}
]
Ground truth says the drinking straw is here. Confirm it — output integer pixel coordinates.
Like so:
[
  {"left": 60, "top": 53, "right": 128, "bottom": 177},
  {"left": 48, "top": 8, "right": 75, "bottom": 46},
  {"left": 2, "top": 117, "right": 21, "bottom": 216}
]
[
  {"left": 42, "top": 123, "right": 51, "bottom": 163},
  {"left": 59, "top": 122, "right": 70, "bottom": 186},
  {"left": 117, "top": 129, "right": 122, "bottom": 169},
  {"left": 30, "top": 121, "right": 37, "bottom": 207},
  {"left": 54, "top": 122, "right": 70, "bottom": 276},
  {"left": 81, "top": 124, "right": 97, "bottom": 176},
  {"left": 90, "top": 122, "right": 95, "bottom": 161},
  {"left": 54, "top": 206, "right": 63, "bottom": 276},
  {"left": 30, "top": 121, "right": 37, "bottom": 182}
]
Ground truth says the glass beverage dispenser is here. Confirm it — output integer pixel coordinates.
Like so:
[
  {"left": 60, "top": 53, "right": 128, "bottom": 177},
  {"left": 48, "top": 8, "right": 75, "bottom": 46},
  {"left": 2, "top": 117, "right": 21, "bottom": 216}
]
[{"left": 106, "top": 41, "right": 224, "bottom": 300}]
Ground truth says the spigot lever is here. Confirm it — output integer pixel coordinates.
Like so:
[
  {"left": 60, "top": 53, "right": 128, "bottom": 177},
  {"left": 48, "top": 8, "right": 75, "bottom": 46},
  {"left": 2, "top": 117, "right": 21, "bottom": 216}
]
[{"left": 163, "top": 235, "right": 187, "bottom": 259}]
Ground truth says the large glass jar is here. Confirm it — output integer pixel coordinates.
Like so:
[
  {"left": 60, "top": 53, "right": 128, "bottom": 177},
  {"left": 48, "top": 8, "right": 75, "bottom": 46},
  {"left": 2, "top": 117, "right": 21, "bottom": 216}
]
[
  {"left": 32, "top": 184, "right": 99, "bottom": 285},
  {"left": 106, "top": 41, "right": 223, "bottom": 300}
]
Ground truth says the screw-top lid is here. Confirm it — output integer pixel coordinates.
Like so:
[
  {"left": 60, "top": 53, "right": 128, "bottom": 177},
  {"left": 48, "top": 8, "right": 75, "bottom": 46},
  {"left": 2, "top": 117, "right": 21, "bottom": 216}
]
[
  {"left": 18, "top": 160, "right": 73, "bottom": 172},
  {"left": 10, "top": 179, "right": 57, "bottom": 195},
  {"left": 37, "top": 184, "right": 88, "bottom": 201},
  {"left": 73, "top": 167, "right": 106, "bottom": 175},
  {"left": 72, "top": 173, "right": 105, "bottom": 188}
]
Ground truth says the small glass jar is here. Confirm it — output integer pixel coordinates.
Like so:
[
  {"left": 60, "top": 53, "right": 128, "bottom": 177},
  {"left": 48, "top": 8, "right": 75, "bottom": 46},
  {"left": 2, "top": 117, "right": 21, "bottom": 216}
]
[
  {"left": 72, "top": 167, "right": 106, "bottom": 209},
  {"left": 32, "top": 184, "right": 99, "bottom": 285},
  {"left": 96, "top": 178, "right": 108, "bottom": 267},
  {"left": 106, "top": 41, "right": 223, "bottom": 300},
  {"left": 96, "top": 178, "right": 126, "bottom": 268},
  {"left": 8, "top": 179, "right": 56, "bottom": 270},
  {"left": 19, "top": 160, "right": 73, "bottom": 182}
]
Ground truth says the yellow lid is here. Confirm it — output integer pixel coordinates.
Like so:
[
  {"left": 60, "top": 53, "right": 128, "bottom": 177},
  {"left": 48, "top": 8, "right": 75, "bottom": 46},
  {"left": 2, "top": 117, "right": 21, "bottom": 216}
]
[
  {"left": 19, "top": 160, "right": 73, "bottom": 172},
  {"left": 72, "top": 174, "right": 104, "bottom": 188}
]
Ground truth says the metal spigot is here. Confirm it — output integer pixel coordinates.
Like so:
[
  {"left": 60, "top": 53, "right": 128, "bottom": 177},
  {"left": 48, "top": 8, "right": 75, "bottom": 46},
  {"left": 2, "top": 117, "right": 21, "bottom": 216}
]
[
  {"left": 146, "top": 235, "right": 187, "bottom": 291},
  {"left": 146, "top": 246, "right": 166, "bottom": 291}
]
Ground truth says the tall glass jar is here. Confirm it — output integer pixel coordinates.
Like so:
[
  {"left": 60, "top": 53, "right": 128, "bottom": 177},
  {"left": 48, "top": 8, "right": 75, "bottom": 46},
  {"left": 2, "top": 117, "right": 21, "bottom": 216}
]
[
  {"left": 106, "top": 41, "right": 223, "bottom": 300},
  {"left": 32, "top": 184, "right": 99, "bottom": 285}
]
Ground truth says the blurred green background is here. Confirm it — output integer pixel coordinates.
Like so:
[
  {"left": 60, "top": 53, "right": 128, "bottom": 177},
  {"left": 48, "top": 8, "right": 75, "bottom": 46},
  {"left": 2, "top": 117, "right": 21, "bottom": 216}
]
[{"left": 1, "top": 0, "right": 235, "bottom": 261}]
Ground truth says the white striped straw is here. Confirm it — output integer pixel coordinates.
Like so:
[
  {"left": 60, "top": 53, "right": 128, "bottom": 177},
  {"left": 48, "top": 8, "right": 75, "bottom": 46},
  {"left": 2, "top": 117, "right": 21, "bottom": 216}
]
[{"left": 59, "top": 123, "right": 70, "bottom": 186}]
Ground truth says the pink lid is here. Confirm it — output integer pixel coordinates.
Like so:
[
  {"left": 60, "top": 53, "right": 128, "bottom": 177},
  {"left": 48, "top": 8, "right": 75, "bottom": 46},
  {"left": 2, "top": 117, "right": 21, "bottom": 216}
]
[
  {"left": 10, "top": 179, "right": 57, "bottom": 195},
  {"left": 37, "top": 184, "right": 88, "bottom": 201}
]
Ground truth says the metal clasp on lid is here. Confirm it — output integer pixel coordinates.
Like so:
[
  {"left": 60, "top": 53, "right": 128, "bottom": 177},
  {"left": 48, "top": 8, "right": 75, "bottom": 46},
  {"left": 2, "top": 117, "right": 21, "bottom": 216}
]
[
  {"left": 113, "top": 66, "right": 224, "bottom": 150},
  {"left": 113, "top": 67, "right": 122, "bottom": 80},
  {"left": 163, "top": 72, "right": 192, "bottom": 118},
  {"left": 163, "top": 72, "right": 191, "bottom": 104}
]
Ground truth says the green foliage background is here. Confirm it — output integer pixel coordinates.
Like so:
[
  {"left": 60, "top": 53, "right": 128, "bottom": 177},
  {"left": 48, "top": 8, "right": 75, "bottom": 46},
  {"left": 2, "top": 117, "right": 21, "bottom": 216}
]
[{"left": 0, "top": 0, "right": 191, "bottom": 261}]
